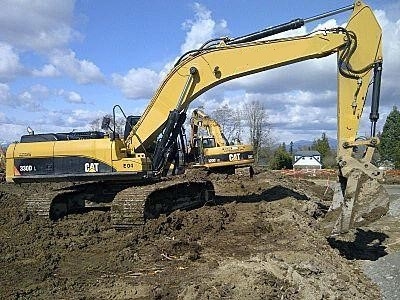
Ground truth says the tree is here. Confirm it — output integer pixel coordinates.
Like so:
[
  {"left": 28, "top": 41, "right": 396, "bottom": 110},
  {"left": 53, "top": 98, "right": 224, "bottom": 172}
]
[
  {"left": 212, "top": 104, "right": 243, "bottom": 142},
  {"left": 378, "top": 106, "right": 400, "bottom": 168},
  {"left": 242, "top": 100, "right": 271, "bottom": 165},
  {"left": 289, "top": 141, "right": 294, "bottom": 155},
  {"left": 270, "top": 144, "right": 293, "bottom": 170},
  {"left": 90, "top": 114, "right": 126, "bottom": 137},
  {"left": 311, "top": 132, "right": 333, "bottom": 168},
  {"left": 311, "top": 132, "right": 330, "bottom": 157}
]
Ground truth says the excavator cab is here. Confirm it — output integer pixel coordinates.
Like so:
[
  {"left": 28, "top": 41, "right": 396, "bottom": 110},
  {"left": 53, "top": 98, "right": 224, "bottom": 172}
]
[{"left": 201, "top": 137, "right": 216, "bottom": 149}]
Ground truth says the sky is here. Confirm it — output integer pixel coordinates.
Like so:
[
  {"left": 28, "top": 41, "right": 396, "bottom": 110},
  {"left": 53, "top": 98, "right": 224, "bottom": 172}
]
[{"left": 0, "top": 0, "right": 399, "bottom": 146}]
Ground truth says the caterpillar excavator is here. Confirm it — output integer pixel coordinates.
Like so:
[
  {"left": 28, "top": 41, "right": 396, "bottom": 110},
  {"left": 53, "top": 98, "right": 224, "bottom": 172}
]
[
  {"left": 0, "top": 146, "right": 5, "bottom": 181},
  {"left": 5, "top": 0, "right": 389, "bottom": 234},
  {"left": 188, "top": 108, "right": 254, "bottom": 174}
]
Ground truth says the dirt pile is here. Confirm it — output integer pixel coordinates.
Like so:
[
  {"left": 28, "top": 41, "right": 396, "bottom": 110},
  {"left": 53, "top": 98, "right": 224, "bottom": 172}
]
[{"left": 0, "top": 171, "right": 381, "bottom": 299}]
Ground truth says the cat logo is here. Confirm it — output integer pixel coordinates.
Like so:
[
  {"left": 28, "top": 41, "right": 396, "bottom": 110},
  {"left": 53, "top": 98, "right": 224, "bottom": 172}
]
[
  {"left": 228, "top": 153, "right": 241, "bottom": 161},
  {"left": 84, "top": 162, "right": 99, "bottom": 173}
]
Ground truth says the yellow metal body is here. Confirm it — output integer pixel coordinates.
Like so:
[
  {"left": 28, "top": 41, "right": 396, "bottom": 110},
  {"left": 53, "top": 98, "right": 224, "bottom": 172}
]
[
  {"left": 6, "top": 1, "right": 382, "bottom": 189},
  {"left": 6, "top": 136, "right": 151, "bottom": 182},
  {"left": 200, "top": 145, "right": 255, "bottom": 169}
]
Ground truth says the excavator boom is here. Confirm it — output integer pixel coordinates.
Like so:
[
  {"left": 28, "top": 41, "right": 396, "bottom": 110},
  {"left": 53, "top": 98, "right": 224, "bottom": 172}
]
[{"left": 127, "top": 33, "right": 348, "bottom": 150}]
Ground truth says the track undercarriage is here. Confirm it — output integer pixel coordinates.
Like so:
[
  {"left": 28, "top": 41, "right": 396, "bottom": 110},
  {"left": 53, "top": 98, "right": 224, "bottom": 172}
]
[
  {"left": 23, "top": 175, "right": 215, "bottom": 229},
  {"left": 21, "top": 163, "right": 389, "bottom": 235}
]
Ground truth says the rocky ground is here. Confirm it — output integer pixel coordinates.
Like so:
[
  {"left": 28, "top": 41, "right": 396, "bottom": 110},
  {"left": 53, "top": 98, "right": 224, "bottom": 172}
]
[{"left": 0, "top": 170, "right": 398, "bottom": 299}]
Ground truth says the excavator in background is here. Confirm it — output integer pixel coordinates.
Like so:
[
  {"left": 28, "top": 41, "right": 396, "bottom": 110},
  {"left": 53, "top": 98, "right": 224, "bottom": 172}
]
[
  {"left": 0, "top": 146, "right": 5, "bottom": 181},
  {"left": 188, "top": 108, "right": 254, "bottom": 174},
  {"left": 5, "top": 0, "right": 389, "bottom": 234}
]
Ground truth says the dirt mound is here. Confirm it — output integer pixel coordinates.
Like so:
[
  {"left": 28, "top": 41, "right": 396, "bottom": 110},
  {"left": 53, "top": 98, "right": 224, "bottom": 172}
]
[{"left": 0, "top": 172, "right": 381, "bottom": 299}]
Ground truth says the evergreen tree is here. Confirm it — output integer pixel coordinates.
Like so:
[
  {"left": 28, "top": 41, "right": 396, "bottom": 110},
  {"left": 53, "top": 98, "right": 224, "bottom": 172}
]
[
  {"left": 378, "top": 106, "right": 400, "bottom": 169},
  {"left": 311, "top": 132, "right": 331, "bottom": 167},
  {"left": 270, "top": 144, "right": 293, "bottom": 170},
  {"left": 311, "top": 132, "right": 330, "bottom": 158}
]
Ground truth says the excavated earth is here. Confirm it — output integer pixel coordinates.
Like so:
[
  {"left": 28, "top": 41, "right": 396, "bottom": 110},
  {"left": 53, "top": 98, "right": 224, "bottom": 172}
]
[{"left": 0, "top": 170, "right": 394, "bottom": 299}]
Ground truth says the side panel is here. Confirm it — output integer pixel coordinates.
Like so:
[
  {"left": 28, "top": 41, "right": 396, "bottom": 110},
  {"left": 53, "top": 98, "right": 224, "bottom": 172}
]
[
  {"left": 7, "top": 137, "right": 154, "bottom": 182},
  {"left": 12, "top": 141, "right": 55, "bottom": 176},
  {"left": 53, "top": 139, "right": 113, "bottom": 175}
]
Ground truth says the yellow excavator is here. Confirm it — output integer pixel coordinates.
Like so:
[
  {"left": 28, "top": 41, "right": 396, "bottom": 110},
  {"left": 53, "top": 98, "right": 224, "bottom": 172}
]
[
  {"left": 5, "top": 0, "right": 389, "bottom": 233},
  {"left": 188, "top": 108, "right": 254, "bottom": 174},
  {"left": 0, "top": 146, "right": 5, "bottom": 181}
]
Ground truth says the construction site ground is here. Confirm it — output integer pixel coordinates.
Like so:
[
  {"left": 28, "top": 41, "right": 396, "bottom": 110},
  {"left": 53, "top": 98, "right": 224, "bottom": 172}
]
[{"left": 1, "top": 170, "right": 399, "bottom": 299}]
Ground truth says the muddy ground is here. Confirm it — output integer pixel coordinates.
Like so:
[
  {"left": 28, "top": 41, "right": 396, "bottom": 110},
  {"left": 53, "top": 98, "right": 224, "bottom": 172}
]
[{"left": 0, "top": 170, "right": 397, "bottom": 299}]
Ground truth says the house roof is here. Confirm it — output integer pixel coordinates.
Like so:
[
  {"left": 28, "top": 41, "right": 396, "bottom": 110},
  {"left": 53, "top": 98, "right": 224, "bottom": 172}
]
[{"left": 294, "top": 151, "right": 321, "bottom": 156}]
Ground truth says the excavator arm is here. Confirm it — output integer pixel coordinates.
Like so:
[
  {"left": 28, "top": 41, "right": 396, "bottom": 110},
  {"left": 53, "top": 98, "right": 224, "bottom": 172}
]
[
  {"left": 126, "top": 0, "right": 387, "bottom": 234},
  {"left": 190, "top": 109, "right": 229, "bottom": 147}
]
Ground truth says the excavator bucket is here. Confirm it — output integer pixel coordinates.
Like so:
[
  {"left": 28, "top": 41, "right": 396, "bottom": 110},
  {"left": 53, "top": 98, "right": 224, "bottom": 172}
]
[{"left": 321, "top": 171, "right": 390, "bottom": 235}]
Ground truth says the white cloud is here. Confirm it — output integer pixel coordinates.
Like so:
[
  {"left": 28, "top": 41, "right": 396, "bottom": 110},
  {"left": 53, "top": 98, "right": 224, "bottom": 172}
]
[
  {"left": 375, "top": 10, "right": 400, "bottom": 100},
  {"left": 58, "top": 89, "right": 85, "bottom": 104},
  {"left": 49, "top": 49, "right": 104, "bottom": 84},
  {"left": 0, "top": 123, "right": 27, "bottom": 142},
  {"left": 181, "top": 3, "right": 228, "bottom": 53},
  {"left": 67, "top": 91, "right": 84, "bottom": 104},
  {"left": 24, "top": 108, "right": 104, "bottom": 133},
  {"left": 112, "top": 68, "right": 161, "bottom": 100},
  {"left": 0, "top": 83, "right": 50, "bottom": 111},
  {"left": 16, "top": 91, "right": 42, "bottom": 112},
  {"left": 32, "top": 64, "right": 61, "bottom": 77},
  {"left": 0, "top": 43, "right": 22, "bottom": 79},
  {"left": 0, "top": 0, "right": 77, "bottom": 52},
  {"left": 30, "top": 84, "right": 50, "bottom": 97},
  {"left": 0, "top": 1, "right": 104, "bottom": 85},
  {"left": 0, "top": 83, "right": 12, "bottom": 104},
  {"left": 0, "top": 107, "right": 105, "bottom": 141},
  {"left": 0, "top": 112, "right": 7, "bottom": 123},
  {"left": 112, "top": 3, "right": 228, "bottom": 100}
]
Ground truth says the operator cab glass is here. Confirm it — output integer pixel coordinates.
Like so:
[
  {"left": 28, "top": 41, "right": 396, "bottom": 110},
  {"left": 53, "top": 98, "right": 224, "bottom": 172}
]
[{"left": 202, "top": 137, "right": 215, "bottom": 148}]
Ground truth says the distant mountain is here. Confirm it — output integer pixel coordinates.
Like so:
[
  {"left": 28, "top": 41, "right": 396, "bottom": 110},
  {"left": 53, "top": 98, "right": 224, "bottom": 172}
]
[{"left": 289, "top": 138, "right": 337, "bottom": 151}]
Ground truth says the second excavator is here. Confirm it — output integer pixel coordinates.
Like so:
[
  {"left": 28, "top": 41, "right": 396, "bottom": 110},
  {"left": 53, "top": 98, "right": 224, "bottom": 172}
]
[
  {"left": 0, "top": 146, "right": 6, "bottom": 182},
  {"left": 5, "top": 0, "right": 389, "bottom": 234},
  {"left": 188, "top": 108, "right": 254, "bottom": 174}
]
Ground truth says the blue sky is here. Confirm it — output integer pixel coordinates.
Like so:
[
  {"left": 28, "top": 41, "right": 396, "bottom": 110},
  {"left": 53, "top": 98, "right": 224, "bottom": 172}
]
[{"left": 0, "top": 0, "right": 399, "bottom": 146}]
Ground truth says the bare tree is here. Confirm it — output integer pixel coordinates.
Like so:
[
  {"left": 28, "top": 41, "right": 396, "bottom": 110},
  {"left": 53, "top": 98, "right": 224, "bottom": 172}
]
[
  {"left": 211, "top": 104, "right": 243, "bottom": 143},
  {"left": 89, "top": 117, "right": 103, "bottom": 131},
  {"left": 243, "top": 100, "right": 271, "bottom": 164},
  {"left": 90, "top": 114, "right": 126, "bottom": 137}
]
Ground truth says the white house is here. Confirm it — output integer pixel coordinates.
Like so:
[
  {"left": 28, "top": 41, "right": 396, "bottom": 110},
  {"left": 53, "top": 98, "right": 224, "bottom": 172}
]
[{"left": 293, "top": 151, "right": 322, "bottom": 170}]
